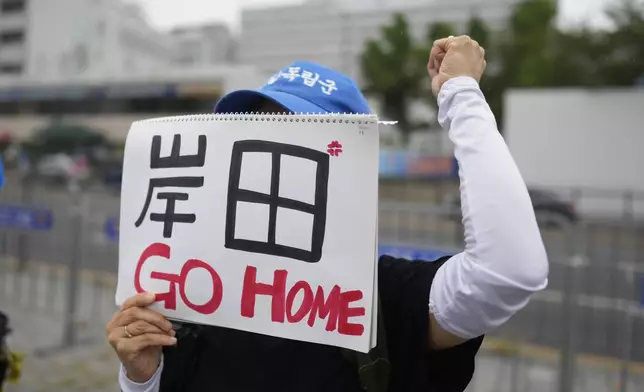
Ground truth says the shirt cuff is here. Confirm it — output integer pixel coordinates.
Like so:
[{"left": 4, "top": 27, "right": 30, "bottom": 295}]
[
  {"left": 118, "top": 356, "right": 164, "bottom": 392},
  {"left": 437, "top": 77, "right": 480, "bottom": 105}
]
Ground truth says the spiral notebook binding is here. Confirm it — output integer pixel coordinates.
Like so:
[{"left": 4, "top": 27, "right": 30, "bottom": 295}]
[{"left": 134, "top": 112, "right": 383, "bottom": 126}]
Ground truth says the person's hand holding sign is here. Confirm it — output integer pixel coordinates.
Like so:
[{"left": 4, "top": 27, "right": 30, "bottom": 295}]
[
  {"left": 428, "top": 35, "right": 487, "bottom": 97},
  {"left": 106, "top": 293, "right": 175, "bottom": 383}
]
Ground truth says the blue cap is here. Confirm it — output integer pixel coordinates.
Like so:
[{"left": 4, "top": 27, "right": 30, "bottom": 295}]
[{"left": 214, "top": 61, "right": 372, "bottom": 115}]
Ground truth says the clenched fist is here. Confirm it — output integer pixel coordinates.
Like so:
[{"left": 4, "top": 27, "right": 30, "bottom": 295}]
[
  {"left": 106, "top": 293, "right": 176, "bottom": 383},
  {"left": 428, "top": 35, "right": 487, "bottom": 97}
]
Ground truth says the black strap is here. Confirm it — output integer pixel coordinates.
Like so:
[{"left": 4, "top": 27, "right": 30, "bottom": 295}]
[
  {"left": 159, "top": 322, "right": 203, "bottom": 392},
  {"left": 342, "top": 300, "right": 390, "bottom": 392}
]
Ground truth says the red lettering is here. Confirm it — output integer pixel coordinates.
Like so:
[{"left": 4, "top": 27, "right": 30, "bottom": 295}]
[
  {"left": 134, "top": 243, "right": 170, "bottom": 293},
  {"left": 338, "top": 290, "right": 365, "bottom": 336},
  {"left": 238, "top": 266, "right": 365, "bottom": 337},
  {"left": 307, "top": 285, "right": 341, "bottom": 332},
  {"left": 135, "top": 243, "right": 177, "bottom": 309},
  {"left": 240, "top": 266, "right": 287, "bottom": 322},
  {"left": 285, "top": 281, "right": 314, "bottom": 323},
  {"left": 179, "top": 259, "right": 223, "bottom": 314},
  {"left": 134, "top": 243, "right": 223, "bottom": 315}
]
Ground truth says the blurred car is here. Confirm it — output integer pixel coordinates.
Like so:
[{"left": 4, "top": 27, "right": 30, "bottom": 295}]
[
  {"left": 35, "top": 154, "right": 75, "bottom": 184},
  {"left": 443, "top": 188, "right": 578, "bottom": 228},
  {"left": 35, "top": 154, "right": 90, "bottom": 185}
]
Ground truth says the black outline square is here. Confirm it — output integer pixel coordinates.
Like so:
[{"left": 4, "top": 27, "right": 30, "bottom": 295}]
[{"left": 224, "top": 140, "right": 329, "bottom": 263}]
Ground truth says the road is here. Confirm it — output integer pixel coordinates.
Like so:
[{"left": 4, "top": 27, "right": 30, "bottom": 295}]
[
  {"left": 1, "top": 182, "right": 643, "bottom": 364},
  {"left": 5, "top": 272, "right": 641, "bottom": 392}
]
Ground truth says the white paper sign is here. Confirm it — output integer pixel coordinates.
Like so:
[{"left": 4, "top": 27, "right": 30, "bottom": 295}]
[{"left": 116, "top": 114, "right": 379, "bottom": 353}]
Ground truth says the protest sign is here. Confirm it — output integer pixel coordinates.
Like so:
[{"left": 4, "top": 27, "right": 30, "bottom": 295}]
[{"left": 116, "top": 114, "right": 379, "bottom": 353}]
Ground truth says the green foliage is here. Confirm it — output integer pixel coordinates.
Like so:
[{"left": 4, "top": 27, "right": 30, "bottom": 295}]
[
  {"left": 467, "top": 16, "right": 491, "bottom": 49},
  {"left": 427, "top": 22, "right": 456, "bottom": 42},
  {"left": 595, "top": 0, "right": 644, "bottom": 85},
  {"left": 23, "top": 119, "right": 108, "bottom": 163},
  {"left": 360, "top": 0, "right": 644, "bottom": 142},
  {"left": 361, "top": 13, "right": 429, "bottom": 143}
]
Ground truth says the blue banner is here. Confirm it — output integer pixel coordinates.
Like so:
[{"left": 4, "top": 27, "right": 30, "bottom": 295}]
[
  {"left": 378, "top": 244, "right": 453, "bottom": 261},
  {"left": 379, "top": 150, "right": 457, "bottom": 179},
  {"left": 0, "top": 204, "right": 53, "bottom": 231},
  {"left": 0, "top": 155, "right": 4, "bottom": 189},
  {"left": 104, "top": 217, "right": 119, "bottom": 242}
]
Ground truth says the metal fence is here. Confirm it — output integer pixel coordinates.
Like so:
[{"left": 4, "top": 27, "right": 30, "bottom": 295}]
[{"left": 1, "top": 177, "right": 643, "bottom": 392}]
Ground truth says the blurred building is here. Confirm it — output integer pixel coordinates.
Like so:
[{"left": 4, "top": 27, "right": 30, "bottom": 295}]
[
  {"left": 171, "top": 23, "right": 236, "bottom": 67},
  {"left": 239, "top": 0, "right": 523, "bottom": 81},
  {"left": 0, "top": 65, "right": 270, "bottom": 141},
  {"left": 505, "top": 87, "right": 644, "bottom": 218},
  {"left": 0, "top": 0, "right": 265, "bottom": 143},
  {"left": 0, "top": 0, "right": 177, "bottom": 81}
]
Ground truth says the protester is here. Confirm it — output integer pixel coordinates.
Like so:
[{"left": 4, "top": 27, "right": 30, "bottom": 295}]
[
  {"left": 0, "top": 312, "right": 8, "bottom": 391},
  {"left": 107, "top": 35, "right": 548, "bottom": 392},
  {"left": 0, "top": 311, "right": 22, "bottom": 392}
]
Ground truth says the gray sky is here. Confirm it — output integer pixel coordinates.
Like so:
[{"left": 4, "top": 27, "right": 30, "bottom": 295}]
[
  {"left": 133, "top": 0, "right": 303, "bottom": 29},
  {"left": 133, "top": 0, "right": 616, "bottom": 30}
]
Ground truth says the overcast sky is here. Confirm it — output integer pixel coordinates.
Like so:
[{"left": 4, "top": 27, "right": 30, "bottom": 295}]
[{"left": 132, "top": 0, "right": 616, "bottom": 30}]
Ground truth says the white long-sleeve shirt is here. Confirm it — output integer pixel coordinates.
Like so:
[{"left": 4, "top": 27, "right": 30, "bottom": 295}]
[{"left": 118, "top": 76, "right": 549, "bottom": 391}]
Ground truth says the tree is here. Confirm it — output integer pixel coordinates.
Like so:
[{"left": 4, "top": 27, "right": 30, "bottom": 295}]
[
  {"left": 360, "top": 13, "right": 429, "bottom": 144},
  {"left": 595, "top": 0, "right": 644, "bottom": 85},
  {"left": 360, "top": 0, "right": 644, "bottom": 136},
  {"left": 478, "top": 0, "right": 559, "bottom": 127},
  {"left": 23, "top": 118, "right": 108, "bottom": 163},
  {"left": 467, "top": 16, "right": 491, "bottom": 49},
  {"left": 464, "top": 15, "right": 506, "bottom": 122},
  {"left": 427, "top": 22, "right": 456, "bottom": 42}
]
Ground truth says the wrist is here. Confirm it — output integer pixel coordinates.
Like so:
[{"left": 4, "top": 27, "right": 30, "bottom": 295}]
[
  {"left": 126, "top": 371, "right": 154, "bottom": 384},
  {"left": 436, "top": 77, "right": 485, "bottom": 130},
  {"left": 125, "top": 363, "right": 159, "bottom": 384},
  {"left": 438, "top": 77, "right": 480, "bottom": 103},
  {"left": 441, "top": 76, "right": 479, "bottom": 91},
  {"left": 119, "top": 357, "right": 164, "bottom": 391}
]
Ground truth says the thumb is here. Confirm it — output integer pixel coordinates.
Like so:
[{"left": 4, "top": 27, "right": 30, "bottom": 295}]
[{"left": 431, "top": 74, "right": 444, "bottom": 97}]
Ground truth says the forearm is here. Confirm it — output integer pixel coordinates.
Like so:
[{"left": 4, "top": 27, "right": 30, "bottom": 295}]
[
  {"left": 429, "top": 77, "right": 549, "bottom": 339},
  {"left": 118, "top": 358, "right": 163, "bottom": 392}
]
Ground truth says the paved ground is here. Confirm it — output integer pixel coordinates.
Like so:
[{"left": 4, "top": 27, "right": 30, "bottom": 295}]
[
  {"left": 1, "top": 272, "right": 120, "bottom": 392},
  {"left": 2, "top": 259, "right": 644, "bottom": 392}
]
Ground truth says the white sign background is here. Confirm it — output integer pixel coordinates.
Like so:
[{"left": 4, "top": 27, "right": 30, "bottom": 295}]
[{"left": 116, "top": 114, "right": 379, "bottom": 353}]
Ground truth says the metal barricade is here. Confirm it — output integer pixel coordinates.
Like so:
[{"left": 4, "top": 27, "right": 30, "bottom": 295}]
[
  {"left": 378, "top": 180, "right": 644, "bottom": 392},
  {"left": 0, "top": 177, "right": 642, "bottom": 391},
  {"left": 0, "top": 179, "right": 119, "bottom": 352}
]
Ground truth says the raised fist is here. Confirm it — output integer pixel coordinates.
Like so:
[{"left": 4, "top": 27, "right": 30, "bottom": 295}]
[{"left": 428, "top": 35, "right": 487, "bottom": 97}]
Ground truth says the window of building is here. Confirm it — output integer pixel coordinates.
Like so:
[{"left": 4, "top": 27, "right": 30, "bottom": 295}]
[
  {"left": 0, "top": 94, "right": 218, "bottom": 115},
  {"left": 0, "top": 63, "right": 23, "bottom": 74},
  {"left": 0, "top": 30, "right": 25, "bottom": 44},
  {"left": 0, "top": 0, "right": 26, "bottom": 14}
]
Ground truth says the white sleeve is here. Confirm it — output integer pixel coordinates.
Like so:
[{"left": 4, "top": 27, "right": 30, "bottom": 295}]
[
  {"left": 428, "top": 77, "right": 549, "bottom": 340},
  {"left": 118, "top": 356, "right": 163, "bottom": 392}
]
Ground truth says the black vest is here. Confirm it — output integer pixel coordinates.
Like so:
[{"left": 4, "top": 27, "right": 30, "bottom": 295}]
[{"left": 159, "top": 306, "right": 390, "bottom": 392}]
